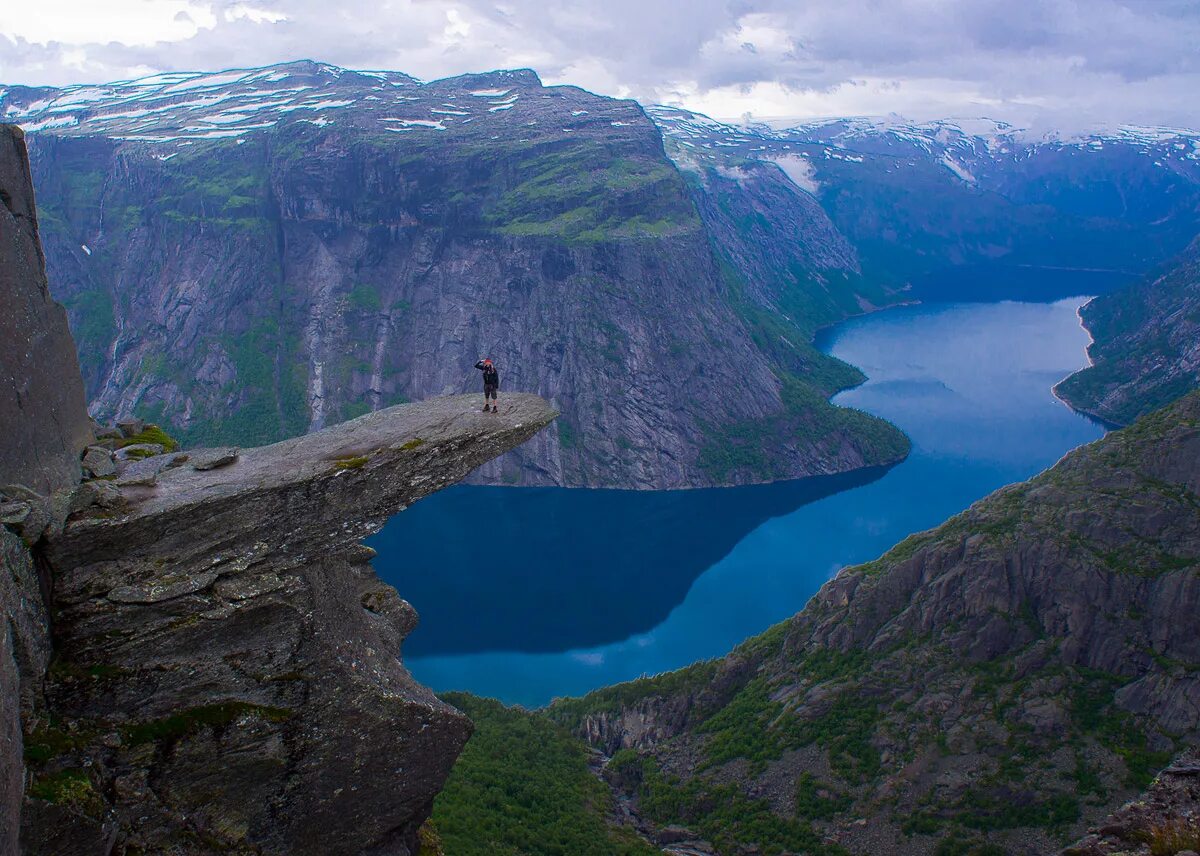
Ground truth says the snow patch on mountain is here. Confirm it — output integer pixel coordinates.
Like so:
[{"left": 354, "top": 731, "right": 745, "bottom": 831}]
[
  {"left": 771, "top": 154, "right": 820, "bottom": 194},
  {"left": 939, "top": 154, "right": 976, "bottom": 184}
]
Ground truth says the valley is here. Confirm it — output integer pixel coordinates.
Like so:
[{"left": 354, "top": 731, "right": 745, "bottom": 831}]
[
  {"left": 2, "top": 49, "right": 1199, "bottom": 856},
  {"left": 6, "top": 62, "right": 1200, "bottom": 492},
  {"left": 375, "top": 293, "right": 1104, "bottom": 706}
]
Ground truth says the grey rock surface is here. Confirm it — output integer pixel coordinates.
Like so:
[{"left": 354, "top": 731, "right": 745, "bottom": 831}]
[
  {"left": 81, "top": 445, "right": 115, "bottom": 478},
  {"left": 0, "top": 124, "right": 92, "bottom": 494},
  {"left": 0, "top": 122, "right": 87, "bottom": 856},
  {"left": 113, "top": 442, "right": 164, "bottom": 461},
  {"left": 26, "top": 393, "right": 555, "bottom": 855},
  {"left": 0, "top": 529, "right": 50, "bottom": 855},
  {"left": 554, "top": 392, "right": 1200, "bottom": 855},
  {"left": 115, "top": 417, "right": 145, "bottom": 438},
  {"left": 188, "top": 446, "right": 239, "bottom": 471}
]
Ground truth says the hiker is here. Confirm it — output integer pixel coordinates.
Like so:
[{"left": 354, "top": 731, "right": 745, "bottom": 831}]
[{"left": 474, "top": 358, "right": 500, "bottom": 412}]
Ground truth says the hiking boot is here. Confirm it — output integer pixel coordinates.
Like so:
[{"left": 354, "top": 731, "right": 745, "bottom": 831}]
[
  {"left": 482, "top": 404, "right": 490, "bottom": 412},
  {"left": 491, "top": 405, "right": 498, "bottom": 413}
]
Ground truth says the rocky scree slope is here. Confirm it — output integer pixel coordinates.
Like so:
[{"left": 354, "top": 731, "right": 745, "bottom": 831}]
[
  {"left": 2, "top": 64, "right": 906, "bottom": 489},
  {"left": 549, "top": 392, "right": 1200, "bottom": 856},
  {"left": 1056, "top": 235, "right": 1200, "bottom": 426},
  {"left": 1064, "top": 748, "right": 1200, "bottom": 856}
]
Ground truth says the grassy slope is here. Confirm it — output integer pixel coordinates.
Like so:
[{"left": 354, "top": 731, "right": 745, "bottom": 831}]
[{"left": 429, "top": 693, "right": 658, "bottom": 856}]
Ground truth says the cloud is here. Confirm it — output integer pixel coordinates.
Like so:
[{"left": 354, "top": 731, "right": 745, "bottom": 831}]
[{"left": 0, "top": 0, "right": 1197, "bottom": 130}]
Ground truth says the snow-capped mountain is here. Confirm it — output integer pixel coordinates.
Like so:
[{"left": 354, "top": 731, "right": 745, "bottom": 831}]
[
  {"left": 4, "top": 60, "right": 1200, "bottom": 480},
  {"left": 6, "top": 58, "right": 1196, "bottom": 175},
  {"left": 0, "top": 60, "right": 641, "bottom": 148},
  {"left": 650, "top": 106, "right": 1200, "bottom": 161}
]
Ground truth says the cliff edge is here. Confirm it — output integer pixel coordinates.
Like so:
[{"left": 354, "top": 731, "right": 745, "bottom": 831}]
[
  {"left": 0, "top": 121, "right": 558, "bottom": 856},
  {"left": 23, "top": 393, "right": 555, "bottom": 855}
]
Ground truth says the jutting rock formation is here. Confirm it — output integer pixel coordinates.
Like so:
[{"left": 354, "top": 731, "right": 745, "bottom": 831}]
[{"left": 0, "top": 120, "right": 557, "bottom": 855}]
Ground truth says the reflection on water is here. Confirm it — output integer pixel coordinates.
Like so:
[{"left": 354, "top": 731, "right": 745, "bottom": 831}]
[
  {"left": 370, "top": 297, "right": 1105, "bottom": 707},
  {"left": 905, "top": 263, "right": 1133, "bottom": 304},
  {"left": 369, "top": 466, "right": 891, "bottom": 656}
]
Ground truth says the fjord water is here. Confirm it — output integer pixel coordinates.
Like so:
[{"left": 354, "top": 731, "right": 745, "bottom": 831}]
[{"left": 369, "top": 297, "right": 1104, "bottom": 707}]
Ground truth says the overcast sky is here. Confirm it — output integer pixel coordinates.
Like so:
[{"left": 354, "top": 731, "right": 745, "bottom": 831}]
[{"left": 1, "top": 0, "right": 1197, "bottom": 130}]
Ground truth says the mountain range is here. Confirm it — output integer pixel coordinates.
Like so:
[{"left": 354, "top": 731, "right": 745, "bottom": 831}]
[
  {"left": 4, "top": 61, "right": 1200, "bottom": 487},
  {"left": 4, "top": 59, "right": 1200, "bottom": 856}
]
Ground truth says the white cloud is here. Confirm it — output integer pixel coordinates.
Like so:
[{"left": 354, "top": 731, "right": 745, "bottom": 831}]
[
  {"left": 0, "top": 0, "right": 1197, "bottom": 130},
  {"left": 0, "top": 0, "right": 216, "bottom": 47}
]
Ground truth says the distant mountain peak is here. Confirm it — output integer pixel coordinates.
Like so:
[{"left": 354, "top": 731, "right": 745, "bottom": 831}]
[{"left": 0, "top": 62, "right": 566, "bottom": 146}]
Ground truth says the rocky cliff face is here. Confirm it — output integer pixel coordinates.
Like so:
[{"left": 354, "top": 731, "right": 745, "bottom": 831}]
[
  {"left": 0, "top": 123, "right": 92, "bottom": 856},
  {"left": 1056, "top": 236, "right": 1200, "bottom": 425},
  {"left": 0, "top": 125, "right": 92, "bottom": 493},
  {"left": 2, "top": 63, "right": 907, "bottom": 490},
  {"left": 21, "top": 393, "right": 555, "bottom": 855},
  {"left": 1, "top": 111, "right": 559, "bottom": 856},
  {"left": 551, "top": 392, "right": 1200, "bottom": 856}
]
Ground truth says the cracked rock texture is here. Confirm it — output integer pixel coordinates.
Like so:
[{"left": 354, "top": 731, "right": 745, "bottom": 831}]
[{"left": 22, "top": 393, "right": 555, "bottom": 855}]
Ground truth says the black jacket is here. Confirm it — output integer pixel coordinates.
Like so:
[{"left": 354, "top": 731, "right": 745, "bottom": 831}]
[{"left": 474, "top": 360, "right": 500, "bottom": 387}]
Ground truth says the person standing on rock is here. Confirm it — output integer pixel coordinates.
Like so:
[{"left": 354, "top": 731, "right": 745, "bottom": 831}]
[{"left": 475, "top": 358, "right": 500, "bottom": 412}]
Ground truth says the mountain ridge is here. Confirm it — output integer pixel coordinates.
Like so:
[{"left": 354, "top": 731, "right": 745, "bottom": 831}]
[
  {"left": 3, "top": 65, "right": 913, "bottom": 489},
  {"left": 547, "top": 390, "right": 1200, "bottom": 855},
  {"left": 7, "top": 59, "right": 1200, "bottom": 490},
  {"left": 1056, "top": 235, "right": 1200, "bottom": 426}
]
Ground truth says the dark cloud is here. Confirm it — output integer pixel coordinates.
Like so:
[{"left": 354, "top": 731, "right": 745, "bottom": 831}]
[{"left": 0, "top": 0, "right": 1197, "bottom": 129}]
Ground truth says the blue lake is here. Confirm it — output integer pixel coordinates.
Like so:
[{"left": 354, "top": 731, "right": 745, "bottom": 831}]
[{"left": 369, "top": 297, "right": 1105, "bottom": 707}]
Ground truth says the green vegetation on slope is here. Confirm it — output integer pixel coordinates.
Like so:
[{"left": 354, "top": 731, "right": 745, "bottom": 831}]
[
  {"left": 1056, "top": 236, "right": 1200, "bottom": 424},
  {"left": 607, "top": 751, "right": 848, "bottom": 856},
  {"left": 696, "top": 257, "right": 910, "bottom": 483},
  {"left": 431, "top": 693, "right": 658, "bottom": 856},
  {"left": 481, "top": 141, "right": 699, "bottom": 242},
  {"left": 548, "top": 393, "right": 1200, "bottom": 853}
]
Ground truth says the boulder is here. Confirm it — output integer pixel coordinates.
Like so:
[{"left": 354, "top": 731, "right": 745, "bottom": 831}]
[
  {"left": 114, "top": 443, "right": 164, "bottom": 462},
  {"left": 189, "top": 447, "right": 240, "bottom": 471},
  {"left": 81, "top": 446, "right": 116, "bottom": 479},
  {"left": 115, "top": 417, "right": 145, "bottom": 439}
]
